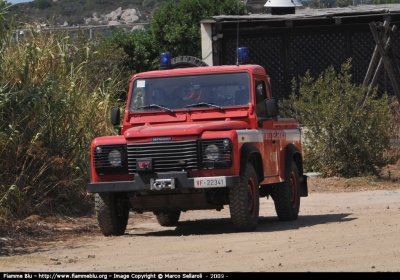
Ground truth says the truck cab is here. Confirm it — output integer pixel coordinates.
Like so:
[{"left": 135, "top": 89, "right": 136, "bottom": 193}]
[{"left": 87, "top": 53, "right": 307, "bottom": 235}]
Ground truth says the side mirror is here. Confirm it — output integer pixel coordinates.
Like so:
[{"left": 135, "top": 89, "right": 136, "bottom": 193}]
[
  {"left": 111, "top": 107, "right": 121, "bottom": 126},
  {"left": 265, "top": 98, "right": 279, "bottom": 118}
]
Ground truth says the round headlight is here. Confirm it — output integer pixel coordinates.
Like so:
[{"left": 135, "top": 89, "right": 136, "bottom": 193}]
[
  {"left": 205, "top": 144, "right": 220, "bottom": 160},
  {"left": 108, "top": 150, "right": 122, "bottom": 166}
]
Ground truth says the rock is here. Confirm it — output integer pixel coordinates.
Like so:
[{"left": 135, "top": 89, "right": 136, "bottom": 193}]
[
  {"left": 105, "top": 7, "right": 122, "bottom": 21},
  {"left": 80, "top": 7, "right": 144, "bottom": 26},
  {"left": 108, "top": 21, "right": 122, "bottom": 26},
  {"left": 121, "top": 9, "right": 139, "bottom": 23},
  {"left": 132, "top": 25, "right": 145, "bottom": 31}
]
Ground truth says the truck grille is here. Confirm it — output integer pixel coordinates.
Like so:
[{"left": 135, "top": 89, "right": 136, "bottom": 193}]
[
  {"left": 93, "top": 144, "right": 127, "bottom": 175},
  {"left": 127, "top": 140, "right": 198, "bottom": 173}
]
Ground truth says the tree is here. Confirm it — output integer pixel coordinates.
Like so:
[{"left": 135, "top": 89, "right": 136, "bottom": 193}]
[
  {"left": 107, "top": 30, "right": 156, "bottom": 73},
  {"left": 149, "top": 0, "right": 245, "bottom": 59},
  {"left": 107, "top": 0, "right": 245, "bottom": 73}
]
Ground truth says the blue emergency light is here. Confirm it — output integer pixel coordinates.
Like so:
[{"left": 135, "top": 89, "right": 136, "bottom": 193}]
[
  {"left": 159, "top": 52, "right": 171, "bottom": 70},
  {"left": 237, "top": 47, "right": 249, "bottom": 65}
]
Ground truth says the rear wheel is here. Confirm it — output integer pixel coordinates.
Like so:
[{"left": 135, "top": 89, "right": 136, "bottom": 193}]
[
  {"left": 155, "top": 211, "right": 181, "bottom": 227},
  {"left": 273, "top": 161, "right": 300, "bottom": 221},
  {"left": 229, "top": 163, "right": 259, "bottom": 231},
  {"left": 95, "top": 193, "right": 130, "bottom": 236}
]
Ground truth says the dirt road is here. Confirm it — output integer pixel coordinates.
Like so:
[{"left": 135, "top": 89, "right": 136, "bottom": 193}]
[{"left": 1, "top": 187, "right": 400, "bottom": 272}]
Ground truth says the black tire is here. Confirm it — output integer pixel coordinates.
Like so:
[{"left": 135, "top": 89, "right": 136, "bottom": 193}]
[
  {"left": 273, "top": 161, "right": 300, "bottom": 221},
  {"left": 229, "top": 163, "right": 259, "bottom": 231},
  {"left": 170, "top": 56, "right": 208, "bottom": 68},
  {"left": 95, "top": 193, "right": 129, "bottom": 236},
  {"left": 155, "top": 211, "right": 181, "bottom": 227}
]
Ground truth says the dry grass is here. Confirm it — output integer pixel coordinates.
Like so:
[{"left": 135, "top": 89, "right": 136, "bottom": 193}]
[
  {"left": 0, "top": 29, "right": 127, "bottom": 220},
  {"left": 309, "top": 156, "right": 400, "bottom": 193}
]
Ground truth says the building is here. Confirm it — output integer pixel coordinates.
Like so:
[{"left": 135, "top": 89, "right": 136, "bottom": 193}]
[{"left": 201, "top": 4, "right": 400, "bottom": 99}]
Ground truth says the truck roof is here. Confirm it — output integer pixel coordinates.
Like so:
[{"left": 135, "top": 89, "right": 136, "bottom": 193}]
[{"left": 131, "top": 64, "right": 267, "bottom": 81}]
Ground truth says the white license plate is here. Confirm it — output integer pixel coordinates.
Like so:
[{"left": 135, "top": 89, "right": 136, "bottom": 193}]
[{"left": 194, "top": 177, "right": 226, "bottom": 188}]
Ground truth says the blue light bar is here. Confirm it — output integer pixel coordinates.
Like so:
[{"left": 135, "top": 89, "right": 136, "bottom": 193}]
[
  {"left": 237, "top": 47, "right": 249, "bottom": 65},
  {"left": 159, "top": 52, "right": 171, "bottom": 70}
]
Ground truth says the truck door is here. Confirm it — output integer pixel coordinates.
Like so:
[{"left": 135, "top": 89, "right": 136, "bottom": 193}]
[{"left": 255, "top": 80, "right": 279, "bottom": 177}]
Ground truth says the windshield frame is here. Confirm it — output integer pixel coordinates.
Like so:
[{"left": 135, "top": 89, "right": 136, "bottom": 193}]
[{"left": 128, "top": 72, "right": 251, "bottom": 112}]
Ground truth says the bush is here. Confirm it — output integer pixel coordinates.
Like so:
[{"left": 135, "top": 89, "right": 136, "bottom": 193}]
[
  {"left": 0, "top": 28, "right": 127, "bottom": 219},
  {"left": 107, "top": 29, "right": 156, "bottom": 74},
  {"left": 280, "top": 60, "right": 395, "bottom": 177},
  {"left": 149, "top": 0, "right": 245, "bottom": 59}
]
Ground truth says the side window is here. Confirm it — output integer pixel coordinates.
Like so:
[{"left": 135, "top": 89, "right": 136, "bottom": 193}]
[{"left": 255, "top": 80, "right": 267, "bottom": 117}]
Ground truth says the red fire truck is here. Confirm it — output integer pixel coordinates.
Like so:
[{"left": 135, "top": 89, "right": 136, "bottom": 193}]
[{"left": 87, "top": 49, "right": 308, "bottom": 235}]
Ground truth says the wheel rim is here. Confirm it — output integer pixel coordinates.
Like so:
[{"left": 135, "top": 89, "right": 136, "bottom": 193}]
[
  {"left": 247, "top": 177, "right": 256, "bottom": 217},
  {"left": 290, "top": 171, "right": 298, "bottom": 208}
]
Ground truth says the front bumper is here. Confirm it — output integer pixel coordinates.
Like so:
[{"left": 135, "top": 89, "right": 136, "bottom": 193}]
[{"left": 87, "top": 171, "right": 240, "bottom": 193}]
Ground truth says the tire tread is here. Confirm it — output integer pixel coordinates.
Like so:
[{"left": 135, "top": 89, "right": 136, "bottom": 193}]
[
  {"left": 273, "top": 162, "right": 300, "bottom": 221},
  {"left": 229, "top": 163, "right": 259, "bottom": 231},
  {"left": 156, "top": 211, "right": 181, "bottom": 227},
  {"left": 95, "top": 193, "right": 129, "bottom": 236}
]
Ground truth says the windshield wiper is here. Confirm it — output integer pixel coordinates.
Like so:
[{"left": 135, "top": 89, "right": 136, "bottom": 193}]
[
  {"left": 138, "top": 104, "right": 174, "bottom": 113},
  {"left": 186, "top": 102, "right": 224, "bottom": 111}
]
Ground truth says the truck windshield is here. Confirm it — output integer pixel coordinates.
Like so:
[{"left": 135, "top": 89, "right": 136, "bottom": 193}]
[{"left": 129, "top": 72, "right": 251, "bottom": 112}]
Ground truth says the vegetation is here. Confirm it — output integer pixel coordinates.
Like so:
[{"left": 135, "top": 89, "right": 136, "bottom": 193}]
[
  {"left": 7, "top": 0, "right": 173, "bottom": 26},
  {"left": 281, "top": 60, "right": 398, "bottom": 178},
  {"left": 107, "top": 30, "right": 155, "bottom": 74},
  {"left": 0, "top": 2, "right": 128, "bottom": 219},
  {"left": 107, "top": 0, "right": 245, "bottom": 73}
]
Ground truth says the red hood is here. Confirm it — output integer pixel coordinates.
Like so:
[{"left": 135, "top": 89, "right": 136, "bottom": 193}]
[{"left": 124, "top": 121, "right": 249, "bottom": 139}]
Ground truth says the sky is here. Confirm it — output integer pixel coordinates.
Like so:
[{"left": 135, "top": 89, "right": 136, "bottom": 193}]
[{"left": 8, "top": 0, "right": 33, "bottom": 3}]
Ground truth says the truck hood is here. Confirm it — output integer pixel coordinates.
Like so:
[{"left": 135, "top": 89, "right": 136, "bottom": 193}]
[{"left": 124, "top": 121, "right": 249, "bottom": 139}]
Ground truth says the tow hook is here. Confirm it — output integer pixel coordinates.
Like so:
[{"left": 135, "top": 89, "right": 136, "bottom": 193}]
[{"left": 150, "top": 178, "right": 176, "bottom": 190}]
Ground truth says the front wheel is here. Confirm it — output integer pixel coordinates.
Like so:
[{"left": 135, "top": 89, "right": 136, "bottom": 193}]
[
  {"left": 273, "top": 161, "right": 300, "bottom": 221},
  {"left": 229, "top": 163, "right": 259, "bottom": 231},
  {"left": 95, "top": 193, "right": 130, "bottom": 236}
]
